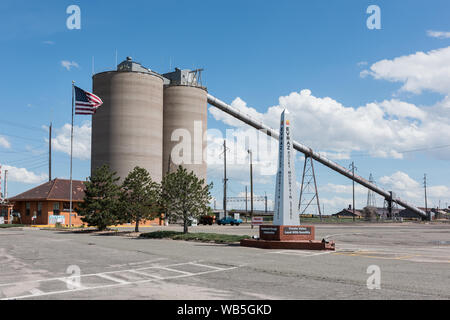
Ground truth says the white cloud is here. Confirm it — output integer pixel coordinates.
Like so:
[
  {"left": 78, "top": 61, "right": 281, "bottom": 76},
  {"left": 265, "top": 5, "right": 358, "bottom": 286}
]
[
  {"left": 0, "top": 136, "right": 11, "bottom": 149},
  {"left": 361, "top": 46, "right": 450, "bottom": 94},
  {"left": 211, "top": 89, "right": 450, "bottom": 160},
  {"left": 206, "top": 127, "right": 279, "bottom": 187},
  {"left": 379, "top": 99, "right": 427, "bottom": 120},
  {"left": 379, "top": 171, "right": 449, "bottom": 207},
  {"left": 317, "top": 151, "right": 351, "bottom": 160},
  {"left": 357, "top": 61, "right": 368, "bottom": 67},
  {"left": 209, "top": 97, "right": 265, "bottom": 129},
  {"left": 2, "top": 165, "right": 48, "bottom": 184},
  {"left": 61, "top": 60, "right": 79, "bottom": 71},
  {"left": 50, "top": 122, "right": 91, "bottom": 160},
  {"left": 43, "top": 40, "right": 55, "bottom": 45},
  {"left": 427, "top": 30, "right": 450, "bottom": 39},
  {"left": 379, "top": 171, "right": 421, "bottom": 199},
  {"left": 320, "top": 183, "right": 367, "bottom": 195}
]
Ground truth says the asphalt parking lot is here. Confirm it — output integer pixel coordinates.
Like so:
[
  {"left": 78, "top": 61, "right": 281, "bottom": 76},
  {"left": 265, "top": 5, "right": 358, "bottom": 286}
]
[{"left": 0, "top": 222, "right": 449, "bottom": 300}]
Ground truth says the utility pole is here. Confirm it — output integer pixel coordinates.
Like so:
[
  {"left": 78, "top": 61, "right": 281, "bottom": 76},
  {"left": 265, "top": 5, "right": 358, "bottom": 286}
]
[
  {"left": 248, "top": 149, "right": 254, "bottom": 228},
  {"left": 264, "top": 192, "right": 268, "bottom": 213},
  {"left": 0, "top": 165, "right": 2, "bottom": 201},
  {"left": 167, "top": 154, "right": 172, "bottom": 175},
  {"left": 424, "top": 174, "right": 429, "bottom": 221},
  {"left": 350, "top": 162, "right": 357, "bottom": 222},
  {"left": 223, "top": 140, "right": 228, "bottom": 219},
  {"left": 245, "top": 186, "right": 248, "bottom": 213},
  {"left": 4, "top": 170, "right": 8, "bottom": 201},
  {"left": 49, "top": 122, "right": 52, "bottom": 181}
]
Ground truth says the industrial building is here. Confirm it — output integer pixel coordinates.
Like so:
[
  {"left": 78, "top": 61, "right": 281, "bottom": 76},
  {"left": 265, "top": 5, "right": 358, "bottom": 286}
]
[
  {"left": 91, "top": 57, "right": 207, "bottom": 183},
  {"left": 8, "top": 179, "right": 86, "bottom": 225},
  {"left": 5, "top": 178, "right": 161, "bottom": 226}
]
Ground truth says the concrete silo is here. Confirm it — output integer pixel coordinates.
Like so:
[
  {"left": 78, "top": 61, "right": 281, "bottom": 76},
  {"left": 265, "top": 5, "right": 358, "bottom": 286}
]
[
  {"left": 162, "top": 68, "right": 208, "bottom": 182},
  {"left": 91, "top": 57, "right": 164, "bottom": 182}
]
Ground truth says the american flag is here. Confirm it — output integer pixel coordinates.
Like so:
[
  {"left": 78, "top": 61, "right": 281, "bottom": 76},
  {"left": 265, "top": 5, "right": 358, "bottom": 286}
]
[{"left": 74, "top": 86, "right": 103, "bottom": 115}]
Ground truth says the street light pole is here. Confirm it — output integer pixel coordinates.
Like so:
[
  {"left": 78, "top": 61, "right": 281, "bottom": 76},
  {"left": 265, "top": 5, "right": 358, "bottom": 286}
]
[{"left": 248, "top": 149, "right": 254, "bottom": 228}]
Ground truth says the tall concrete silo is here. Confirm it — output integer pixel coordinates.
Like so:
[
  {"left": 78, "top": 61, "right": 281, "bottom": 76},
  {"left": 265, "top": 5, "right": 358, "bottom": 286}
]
[
  {"left": 162, "top": 68, "right": 208, "bottom": 182},
  {"left": 91, "top": 57, "right": 164, "bottom": 182}
]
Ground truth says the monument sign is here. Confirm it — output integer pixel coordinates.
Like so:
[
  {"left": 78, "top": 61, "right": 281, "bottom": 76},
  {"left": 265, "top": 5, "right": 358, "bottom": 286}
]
[{"left": 241, "top": 109, "right": 335, "bottom": 250}]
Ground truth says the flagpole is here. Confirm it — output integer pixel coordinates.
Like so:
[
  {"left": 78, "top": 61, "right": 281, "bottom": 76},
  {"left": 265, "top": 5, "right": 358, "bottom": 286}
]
[{"left": 70, "top": 81, "right": 75, "bottom": 228}]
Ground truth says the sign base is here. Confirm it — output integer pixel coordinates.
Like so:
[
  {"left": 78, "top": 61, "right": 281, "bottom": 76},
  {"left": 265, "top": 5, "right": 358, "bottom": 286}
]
[{"left": 240, "top": 225, "right": 335, "bottom": 251}]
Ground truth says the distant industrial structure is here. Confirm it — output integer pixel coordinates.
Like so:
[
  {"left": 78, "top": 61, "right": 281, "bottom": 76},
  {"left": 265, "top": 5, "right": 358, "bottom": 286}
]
[
  {"left": 89, "top": 56, "right": 428, "bottom": 220},
  {"left": 91, "top": 57, "right": 207, "bottom": 183}
]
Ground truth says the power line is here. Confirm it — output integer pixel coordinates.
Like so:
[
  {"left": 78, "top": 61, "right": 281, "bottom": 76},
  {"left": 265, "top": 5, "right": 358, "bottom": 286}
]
[
  {"left": 26, "top": 161, "right": 49, "bottom": 171},
  {"left": 0, "top": 132, "right": 44, "bottom": 143},
  {"left": 351, "top": 144, "right": 450, "bottom": 158},
  {"left": 0, "top": 120, "right": 46, "bottom": 132},
  {"left": 3, "top": 155, "right": 48, "bottom": 167},
  {"left": 0, "top": 143, "right": 47, "bottom": 154}
]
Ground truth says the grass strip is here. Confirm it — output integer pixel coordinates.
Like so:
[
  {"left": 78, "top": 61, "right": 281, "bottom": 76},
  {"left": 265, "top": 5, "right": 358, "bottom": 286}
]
[
  {"left": 0, "top": 224, "right": 25, "bottom": 228},
  {"left": 140, "top": 230, "right": 250, "bottom": 243}
]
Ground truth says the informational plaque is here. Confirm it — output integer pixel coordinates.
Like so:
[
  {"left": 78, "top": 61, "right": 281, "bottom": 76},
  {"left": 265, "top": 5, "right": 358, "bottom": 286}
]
[{"left": 283, "top": 226, "right": 312, "bottom": 235}]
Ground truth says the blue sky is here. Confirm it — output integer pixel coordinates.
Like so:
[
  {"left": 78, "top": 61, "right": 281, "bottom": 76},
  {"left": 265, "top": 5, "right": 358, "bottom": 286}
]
[{"left": 1, "top": 0, "right": 450, "bottom": 213}]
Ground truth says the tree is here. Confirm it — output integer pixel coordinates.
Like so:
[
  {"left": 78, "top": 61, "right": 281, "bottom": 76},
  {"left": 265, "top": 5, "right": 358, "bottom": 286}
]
[
  {"left": 162, "top": 166, "right": 212, "bottom": 234},
  {"left": 363, "top": 206, "right": 378, "bottom": 222},
  {"left": 76, "top": 165, "right": 121, "bottom": 230},
  {"left": 119, "top": 166, "right": 160, "bottom": 232}
]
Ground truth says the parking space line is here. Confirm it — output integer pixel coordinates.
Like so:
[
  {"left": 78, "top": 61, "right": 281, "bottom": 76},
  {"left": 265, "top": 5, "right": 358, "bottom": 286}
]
[
  {"left": 0, "top": 261, "right": 193, "bottom": 288},
  {"left": 267, "top": 250, "right": 334, "bottom": 257},
  {"left": 159, "top": 267, "right": 193, "bottom": 275},
  {"left": 188, "top": 262, "right": 227, "bottom": 270},
  {"left": 29, "top": 288, "right": 44, "bottom": 296},
  {"left": 96, "top": 273, "right": 130, "bottom": 284},
  {"left": 127, "top": 270, "right": 164, "bottom": 280},
  {"left": 1, "top": 265, "right": 239, "bottom": 300},
  {"left": 57, "top": 278, "right": 86, "bottom": 289}
]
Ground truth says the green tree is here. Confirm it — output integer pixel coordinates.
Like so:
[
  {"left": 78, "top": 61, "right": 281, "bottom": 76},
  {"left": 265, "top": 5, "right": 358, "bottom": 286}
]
[
  {"left": 162, "top": 166, "right": 212, "bottom": 234},
  {"left": 119, "top": 166, "right": 160, "bottom": 232},
  {"left": 76, "top": 165, "right": 121, "bottom": 230}
]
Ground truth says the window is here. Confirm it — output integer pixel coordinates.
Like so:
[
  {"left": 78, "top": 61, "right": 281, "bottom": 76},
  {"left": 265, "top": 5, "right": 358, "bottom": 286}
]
[
  {"left": 37, "top": 202, "right": 42, "bottom": 216},
  {"left": 53, "top": 202, "right": 60, "bottom": 215},
  {"left": 26, "top": 202, "right": 31, "bottom": 216},
  {"left": 63, "top": 202, "right": 71, "bottom": 212}
]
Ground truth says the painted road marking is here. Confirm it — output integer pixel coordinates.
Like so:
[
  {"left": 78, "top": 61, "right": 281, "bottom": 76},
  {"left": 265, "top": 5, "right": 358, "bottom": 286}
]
[
  {"left": 57, "top": 278, "right": 86, "bottom": 290},
  {"left": 0, "top": 261, "right": 194, "bottom": 288},
  {"left": 333, "top": 250, "right": 420, "bottom": 261},
  {"left": 29, "top": 288, "right": 44, "bottom": 296},
  {"left": 188, "top": 262, "right": 226, "bottom": 270},
  {"left": 0, "top": 261, "right": 238, "bottom": 300},
  {"left": 159, "top": 267, "right": 193, "bottom": 276},
  {"left": 324, "top": 233, "right": 363, "bottom": 239},
  {"left": 96, "top": 273, "right": 130, "bottom": 284},
  {"left": 107, "top": 258, "right": 168, "bottom": 269},
  {"left": 267, "top": 250, "right": 334, "bottom": 257},
  {"left": 127, "top": 269, "right": 164, "bottom": 280}
]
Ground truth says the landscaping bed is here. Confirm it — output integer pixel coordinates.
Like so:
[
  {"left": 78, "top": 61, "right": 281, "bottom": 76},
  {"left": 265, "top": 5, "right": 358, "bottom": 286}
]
[
  {"left": 140, "top": 230, "right": 251, "bottom": 244},
  {"left": 0, "top": 224, "right": 25, "bottom": 228}
]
